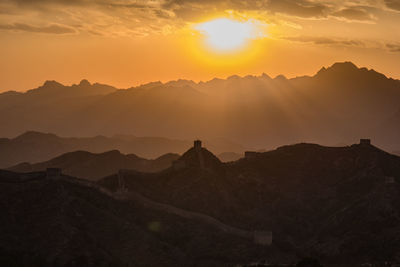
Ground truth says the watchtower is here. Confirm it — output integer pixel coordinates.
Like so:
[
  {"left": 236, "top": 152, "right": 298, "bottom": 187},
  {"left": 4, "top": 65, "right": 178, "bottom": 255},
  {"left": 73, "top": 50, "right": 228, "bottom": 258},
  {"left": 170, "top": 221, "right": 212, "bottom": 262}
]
[
  {"left": 360, "top": 139, "right": 371, "bottom": 145},
  {"left": 194, "top": 140, "right": 202, "bottom": 152},
  {"left": 46, "top": 168, "right": 61, "bottom": 179}
]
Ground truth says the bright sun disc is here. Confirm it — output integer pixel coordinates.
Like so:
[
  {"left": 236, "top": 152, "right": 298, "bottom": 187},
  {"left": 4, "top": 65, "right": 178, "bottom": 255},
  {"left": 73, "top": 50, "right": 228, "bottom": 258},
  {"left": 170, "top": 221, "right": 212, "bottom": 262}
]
[{"left": 195, "top": 18, "right": 264, "bottom": 53}]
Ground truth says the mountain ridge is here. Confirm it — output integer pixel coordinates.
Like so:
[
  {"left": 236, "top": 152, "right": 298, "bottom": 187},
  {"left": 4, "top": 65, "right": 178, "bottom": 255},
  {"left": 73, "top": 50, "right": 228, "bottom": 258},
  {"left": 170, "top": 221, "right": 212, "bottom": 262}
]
[
  {"left": 0, "top": 131, "right": 246, "bottom": 168},
  {"left": 8, "top": 149, "right": 180, "bottom": 180},
  {"left": 1, "top": 62, "right": 397, "bottom": 95},
  {"left": 1, "top": 61, "right": 400, "bottom": 152},
  {"left": 98, "top": 140, "right": 400, "bottom": 263}
]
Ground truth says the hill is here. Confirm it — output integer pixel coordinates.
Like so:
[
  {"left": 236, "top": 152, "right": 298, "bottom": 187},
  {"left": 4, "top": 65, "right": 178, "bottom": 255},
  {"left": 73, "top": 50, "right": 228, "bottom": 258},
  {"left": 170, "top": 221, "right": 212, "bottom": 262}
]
[
  {"left": 0, "top": 169, "right": 284, "bottom": 267},
  {"left": 8, "top": 150, "right": 179, "bottom": 180},
  {"left": 0, "top": 131, "right": 245, "bottom": 168},
  {"left": 218, "top": 152, "right": 243, "bottom": 162},
  {"left": 1, "top": 62, "right": 400, "bottom": 152},
  {"left": 98, "top": 140, "right": 400, "bottom": 264}
]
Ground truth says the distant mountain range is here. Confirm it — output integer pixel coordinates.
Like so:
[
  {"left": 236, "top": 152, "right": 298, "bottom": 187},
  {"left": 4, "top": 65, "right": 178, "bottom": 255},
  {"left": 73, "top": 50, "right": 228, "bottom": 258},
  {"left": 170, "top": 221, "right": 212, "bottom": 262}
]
[
  {"left": 1, "top": 62, "right": 400, "bottom": 151},
  {"left": 217, "top": 151, "right": 243, "bottom": 162},
  {"left": 8, "top": 150, "right": 179, "bottom": 180},
  {"left": 2, "top": 140, "right": 400, "bottom": 265},
  {"left": 0, "top": 131, "right": 245, "bottom": 168}
]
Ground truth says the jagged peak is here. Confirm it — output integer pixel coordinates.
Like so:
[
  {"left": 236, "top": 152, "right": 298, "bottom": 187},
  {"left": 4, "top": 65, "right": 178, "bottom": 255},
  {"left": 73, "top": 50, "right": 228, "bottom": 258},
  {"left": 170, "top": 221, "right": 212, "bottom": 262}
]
[
  {"left": 274, "top": 74, "right": 287, "bottom": 81},
  {"left": 315, "top": 61, "right": 392, "bottom": 82},
  {"left": 330, "top": 61, "right": 358, "bottom": 70},
  {"left": 42, "top": 80, "right": 63, "bottom": 88},
  {"left": 227, "top": 75, "right": 241, "bottom": 80},
  {"left": 79, "top": 79, "right": 91, "bottom": 86},
  {"left": 260, "top": 73, "right": 272, "bottom": 80},
  {"left": 316, "top": 61, "right": 359, "bottom": 76}
]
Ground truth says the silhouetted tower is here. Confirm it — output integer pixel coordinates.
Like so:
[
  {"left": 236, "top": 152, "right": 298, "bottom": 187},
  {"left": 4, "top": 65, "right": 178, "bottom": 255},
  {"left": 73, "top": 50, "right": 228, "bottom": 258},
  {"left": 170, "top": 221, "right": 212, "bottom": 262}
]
[
  {"left": 194, "top": 140, "right": 205, "bottom": 169},
  {"left": 194, "top": 140, "right": 202, "bottom": 152}
]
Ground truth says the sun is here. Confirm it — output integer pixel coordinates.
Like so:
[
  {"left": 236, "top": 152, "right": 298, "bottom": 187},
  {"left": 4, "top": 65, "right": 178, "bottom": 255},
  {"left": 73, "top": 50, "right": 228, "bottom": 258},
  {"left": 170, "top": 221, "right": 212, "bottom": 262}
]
[{"left": 195, "top": 18, "right": 265, "bottom": 53}]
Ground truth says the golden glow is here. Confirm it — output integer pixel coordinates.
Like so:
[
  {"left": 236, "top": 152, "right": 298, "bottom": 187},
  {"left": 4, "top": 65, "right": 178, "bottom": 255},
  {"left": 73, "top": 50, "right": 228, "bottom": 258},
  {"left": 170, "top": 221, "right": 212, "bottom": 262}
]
[{"left": 195, "top": 18, "right": 266, "bottom": 53}]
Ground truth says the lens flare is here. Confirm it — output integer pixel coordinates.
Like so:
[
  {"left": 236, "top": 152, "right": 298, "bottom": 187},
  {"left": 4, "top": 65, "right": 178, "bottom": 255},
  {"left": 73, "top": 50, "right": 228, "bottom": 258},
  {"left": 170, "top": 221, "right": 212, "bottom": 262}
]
[{"left": 195, "top": 18, "right": 266, "bottom": 53}]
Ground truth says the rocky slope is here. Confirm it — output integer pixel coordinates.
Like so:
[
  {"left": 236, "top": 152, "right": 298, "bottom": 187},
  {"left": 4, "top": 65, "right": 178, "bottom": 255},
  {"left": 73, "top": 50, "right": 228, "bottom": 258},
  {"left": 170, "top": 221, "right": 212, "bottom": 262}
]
[
  {"left": 99, "top": 140, "right": 400, "bottom": 264},
  {"left": 0, "top": 170, "right": 281, "bottom": 267}
]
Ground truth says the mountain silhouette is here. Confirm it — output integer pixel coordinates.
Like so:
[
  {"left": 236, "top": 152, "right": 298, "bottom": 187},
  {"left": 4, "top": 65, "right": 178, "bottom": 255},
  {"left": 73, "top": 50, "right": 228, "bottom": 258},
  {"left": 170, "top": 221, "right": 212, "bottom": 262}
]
[
  {"left": 218, "top": 152, "right": 243, "bottom": 162},
  {"left": 0, "top": 61, "right": 399, "bottom": 151},
  {"left": 8, "top": 150, "right": 179, "bottom": 180},
  {"left": 0, "top": 131, "right": 245, "bottom": 168},
  {"left": 99, "top": 140, "right": 400, "bottom": 264},
  {"left": 0, "top": 169, "right": 274, "bottom": 267}
]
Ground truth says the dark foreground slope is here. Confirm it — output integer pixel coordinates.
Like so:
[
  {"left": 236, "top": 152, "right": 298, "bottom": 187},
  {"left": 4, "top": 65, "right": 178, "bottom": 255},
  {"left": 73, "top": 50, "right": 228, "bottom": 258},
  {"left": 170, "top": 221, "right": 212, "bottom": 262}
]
[
  {"left": 99, "top": 141, "right": 400, "bottom": 264},
  {"left": 8, "top": 150, "right": 179, "bottom": 180},
  {"left": 0, "top": 170, "right": 282, "bottom": 267}
]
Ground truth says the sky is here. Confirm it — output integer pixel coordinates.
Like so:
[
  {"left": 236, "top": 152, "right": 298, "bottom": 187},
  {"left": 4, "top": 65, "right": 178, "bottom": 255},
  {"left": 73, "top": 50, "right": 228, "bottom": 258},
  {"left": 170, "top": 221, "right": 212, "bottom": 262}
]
[{"left": 1, "top": 0, "right": 400, "bottom": 92}]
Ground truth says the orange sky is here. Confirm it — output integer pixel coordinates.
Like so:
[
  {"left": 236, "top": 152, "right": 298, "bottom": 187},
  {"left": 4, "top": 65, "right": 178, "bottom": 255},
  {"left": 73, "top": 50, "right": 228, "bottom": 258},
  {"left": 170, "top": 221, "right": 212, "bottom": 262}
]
[{"left": 1, "top": 0, "right": 400, "bottom": 92}]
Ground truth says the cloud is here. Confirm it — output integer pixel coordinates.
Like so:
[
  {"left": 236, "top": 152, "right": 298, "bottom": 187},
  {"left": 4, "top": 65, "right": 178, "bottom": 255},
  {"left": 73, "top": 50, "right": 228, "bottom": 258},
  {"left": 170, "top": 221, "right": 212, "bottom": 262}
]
[
  {"left": 266, "top": 0, "right": 329, "bottom": 18},
  {"left": 386, "top": 43, "right": 400, "bottom": 52},
  {"left": 0, "top": 0, "right": 395, "bottom": 39},
  {"left": 10, "top": 0, "right": 94, "bottom": 5},
  {"left": 162, "top": 0, "right": 330, "bottom": 19},
  {"left": 384, "top": 0, "right": 400, "bottom": 11},
  {"left": 0, "top": 23, "right": 76, "bottom": 34},
  {"left": 332, "top": 7, "right": 375, "bottom": 21},
  {"left": 283, "top": 36, "right": 365, "bottom": 47}
]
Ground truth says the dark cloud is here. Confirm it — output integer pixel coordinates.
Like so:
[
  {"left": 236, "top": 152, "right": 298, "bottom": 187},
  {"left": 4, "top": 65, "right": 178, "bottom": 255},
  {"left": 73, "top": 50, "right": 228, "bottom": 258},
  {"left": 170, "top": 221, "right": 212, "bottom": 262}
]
[
  {"left": 4, "top": 0, "right": 147, "bottom": 9},
  {"left": 0, "top": 23, "right": 76, "bottom": 34},
  {"left": 284, "top": 36, "right": 364, "bottom": 47},
  {"left": 11, "top": 0, "right": 93, "bottom": 5},
  {"left": 384, "top": 0, "right": 400, "bottom": 11},
  {"left": 386, "top": 43, "right": 400, "bottom": 52},
  {"left": 332, "top": 7, "right": 375, "bottom": 21},
  {"left": 163, "top": 0, "right": 330, "bottom": 18},
  {"left": 266, "top": 0, "right": 329, "bottom": 18},
  {"left": 0, "top": 0, "right": 380, "bottom": 21},
  {"left": 0, "top": 0, "right": 394, "bottom": 38}
]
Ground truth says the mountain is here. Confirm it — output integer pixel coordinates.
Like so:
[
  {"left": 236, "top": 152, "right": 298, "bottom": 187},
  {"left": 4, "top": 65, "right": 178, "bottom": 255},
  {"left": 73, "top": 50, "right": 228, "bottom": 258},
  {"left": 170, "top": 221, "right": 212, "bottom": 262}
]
[
  {"left": 1, "top": 62, "right": 400, "bottom": 151},
  {"left": 0, "top": 169, "right": 286, "bottom": 267},
  {"left": 218, "top": 152, "right": 243, "bottom": 162},
  {"left": 98, "top": 140, "right": 400, "bottom": 264},
  {"left": 8, "top": 150, "right": 179, "bottom": 180},
  {"left": 0, "top": 131, "right": 245, "bottom": 168}
]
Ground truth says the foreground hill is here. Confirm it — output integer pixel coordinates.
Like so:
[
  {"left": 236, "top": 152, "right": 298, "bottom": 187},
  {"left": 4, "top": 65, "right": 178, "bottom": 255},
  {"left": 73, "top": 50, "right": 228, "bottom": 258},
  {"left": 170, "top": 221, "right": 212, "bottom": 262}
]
[
  {"left": 99, "top": 140, "right": 400, "bottom": 264},
  {"left": 0, "top": 131, "right": 245, "bottom": 168},
  {"left": 1, "top": 62, "right": 400, "bottom": 152},
  {"left": 8, "top": 150, "right": 179, "bottom": 180},
  {"left": 0, "top": 169, "right": 283, "bottom": 267}
]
